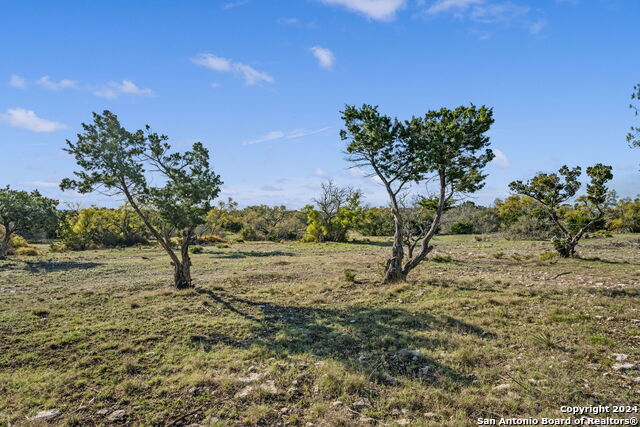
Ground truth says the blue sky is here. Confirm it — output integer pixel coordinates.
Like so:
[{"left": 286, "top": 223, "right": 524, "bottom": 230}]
[{"left": 1, "top": 0, "right": 638, "bottom": 208}]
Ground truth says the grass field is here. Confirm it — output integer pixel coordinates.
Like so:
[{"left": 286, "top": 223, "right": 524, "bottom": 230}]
[{"left": 1, "top": 234, "right": 639, "bottom": 426}]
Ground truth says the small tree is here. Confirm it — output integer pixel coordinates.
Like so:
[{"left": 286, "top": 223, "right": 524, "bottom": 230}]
[
  {"left": 628, "top": 83, "right": 640, "bottom": 148},
  {"left": 61, "top": 111, "right": 222, "bottom": 288},
  {"left": 206, "top": 197, "right": 239, "bottom": 235},
  {"left": 302, "top": 181, "right": 363, "bottom": 242},
  {"left": 509, "top": 164, "right": 613, "bottom": 257},
  {"left": 341, "top": 104, "right": 494, "bottom": 283},
  {"left": 0, "top": 187, "right": 58, "bottom": 259}
]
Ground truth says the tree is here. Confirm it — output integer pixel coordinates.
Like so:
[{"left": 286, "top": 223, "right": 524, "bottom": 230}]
[
  {"left": 509, "top": 164, "right": 613, "bottom": 257},
  {"left": 206, "top": 197, "right": 239, "bottom": 235},
  {"left": 61, "top": 111, "right": 222, "bottom": 288},
  {"left": 0, "top": 187, "right": 58, "bottom": 259},
  {"left": 628, "top": 83, "right": 640, "bottom": 148},
  {"left": 302, "top": 181, "right": 363, "bottom": 242},
  {"left": 341, "top": 104, "right": 494, "bottom": 283}
]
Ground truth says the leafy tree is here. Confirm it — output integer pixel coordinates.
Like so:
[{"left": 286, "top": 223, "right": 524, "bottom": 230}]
[
  {"left": 509, "top": 164, "right": 613, "bottom": 257},
  {"left": 607, "top": 197, "right": 640, "bottom": 232},
  {"left": 301, "top": 181, "right": 363, "bottom": 242},
  {"left": 239, "top": 205, "right": 288, "bottom": 240},
  {"left": 495, "top": 195, "right": 554, "bottom": 240},
  {"left": 358, "top": 207, "right": 395, "bottom": 236},
  {"left": 341, "top": 104, "right": 494, "bottom": 283},
  {"left": 206, "top": 197, "right": 239, "bottom": 235},
  {"left": 0, "top": 187, "right": 58, "bottom": 259},
  {"left": 60, "top": 206, "right": 149, "bottom": 250},
  {"left": 628, "top": 83, "right": 640, "bottom": 148},
  {"left": 61, "top": 111, "right": 222, "bottom": 288}
]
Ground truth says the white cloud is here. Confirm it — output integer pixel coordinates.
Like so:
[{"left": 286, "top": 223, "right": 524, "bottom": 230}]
[
  {"left": 491, "top": 148, "right": 510, "bottom": 168},
  {"left": 425, "top": 0, "right": 530, "bottom": 25},
  {"left": 260, "top": 184, "right": 283, "bottom": 191},
  {"left": 1, "top": 108, "right": 68, "bottom": 132},
  {"left": 426, "top": 0, "right": 482, "bottom": 14},
  {"left": 319, "top": 0, "right": 405, "bottom": 21},
  {"left": 20, "top": 181, "right": 59, "bottom": 188},
  {"left": 9, "top": 75, "right": 27, "bottom": 88},
  {"left": 314, "top": 168, "right": 328, "bottom": 177},
  {"left": 244, "top": 127, "right": 330, "bottom": 145},
  {"left": 191, "top": 53, "right": 274, "bottom": 86},
  {"left": 37, "top": 76, "right": 77, "bottom": 90},
  {"left": 529, "top": 19, "right": 547, "bottom": 34},
  {"left": 277, "top": 17, "right": 299, "bottom": 24},
  {"left": 223, "top": 1, "right": 248, "bottom": 10},
  {"left": 93, "top": 80, "right": 155, "bottom": 98},
  {"left": 310, "top": 46, "right": 335, "bottom": 69},
  {"left": 245, "top": 131, "right": 286, "bottom": 145},
  {"left": 211, "top": 82, "right": 222, "bottom": 89}
]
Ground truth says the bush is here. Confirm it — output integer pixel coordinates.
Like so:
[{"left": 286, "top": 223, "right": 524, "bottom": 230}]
[
  {"left": 343, "top": 269, "right": 356, "bottom": 283},
  {"left": 189, "top": 245, "right": 204, "bottom": 254},
  {"left": 432, "top": 254, "right": 453, "bottom": 263},
  {"left": 503, "top": 214, "right": 554, "bottom": 240},
  {"left": 14, "top": 246, "right": 39, "bottom": 256},
  {"left": 450, "top": 221, "right": 473, "bottom": 234},
  {"left": 539, "top": 251, "right": 558, "bottom": 261},
  {"left": 357, "top": 207, "right": 394, "bottom": 236},
  {"left": 61, "top": 206, "right": 149, "bottom": 250},
  {"left": 493, "top": 251, "right": 505, "bottom": 259},
  {"left": 49, "top": 242, "right": 67, "bottom": 253},
  {"left": 10, "top": 234, "right": 29, "bottom": 248},
  {"left": 238, "top": 205, "right": 306, "bottom": 241},
  {"left": 194, "top": 234, "right": 226, "bottom": 244}
]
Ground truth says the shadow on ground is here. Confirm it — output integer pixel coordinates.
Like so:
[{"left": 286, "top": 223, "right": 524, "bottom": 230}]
[
  {"left": 23, "top": 260, "right": 102, "bottom": 273},
  {"left": 193, "top": 288, "right": 495, "bottom": 386},
  {"left": 208, "top": 250, "right": 295, "bottom": 259}
]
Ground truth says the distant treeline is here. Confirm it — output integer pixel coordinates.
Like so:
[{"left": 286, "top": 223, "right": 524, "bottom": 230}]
[{"left": 9, "top": 191, "right": 636, "bottom": 252}]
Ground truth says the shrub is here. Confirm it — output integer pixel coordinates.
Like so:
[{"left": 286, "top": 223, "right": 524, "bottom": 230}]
[
  {"left": 539, "top": 251, "right": 558, "bottom": 261},
  {"left": 302, "top": 182, "right": 363, "bottom": 243},
  {"left": 357, "top": 207, "right": 394, "bottom": 236},
  {"left": 15, "top": 246, "right": 39, "bottom": 256},
  {"left": 238, "top": 205, "right": 306, "bottom": 241},
  {"left": 493, "top": 251, "right": 505, "bottom": 259},
  {"left": 503, "top": 214, "right": 554, "bottom": 241},
  {"left": 343, "top": 269, "right": 356, "bottom": 283},
  {"left": 194, "top": 234, "right": 226, "bottom": 244},
  {"left": 189, "top": 245, "right": 204, "bottom": 254},
  {"left": 450, "top": 221, "right": 473, "bottom": 234},
  {"left": 432, "top": 254, "right": 453, "bottom": 263},
  {"left": 61, "top": 206, "right": 149, "bottom": 250},
  {"left": 49, "top": 242, "right": 67, "bottom": 253},
  {"left": 10, "top": 234, "right": 29, "bottom": 248}
]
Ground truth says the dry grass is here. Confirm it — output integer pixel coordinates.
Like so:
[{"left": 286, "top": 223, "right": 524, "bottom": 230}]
[{"left": 0, "top": 234, "right": 638, "bottom": 426}]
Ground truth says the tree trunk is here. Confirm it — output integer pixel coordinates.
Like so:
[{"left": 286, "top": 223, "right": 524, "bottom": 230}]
[
  {"left": 173, "top": 259, "right": 192, "bottom": 289},
  {"left": 0, "top": 232, "right": 12, "bottom": 260},
  {"left": 383, "top": 209, "right": 406, "bottom": 284}
]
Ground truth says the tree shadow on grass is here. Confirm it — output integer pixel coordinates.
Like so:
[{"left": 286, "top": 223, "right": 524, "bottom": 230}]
[
  {"left": 208, "top": 250, "right": 295, "bottom": 259},
  {"left": 349, "top": 239, "right": 393, "bottom": 248},
  {"left": 23, "top": 260, "right": 102, "bottom": 273},
  {"left": 193, "top": 288, "right": 495, "bottom": 386}
]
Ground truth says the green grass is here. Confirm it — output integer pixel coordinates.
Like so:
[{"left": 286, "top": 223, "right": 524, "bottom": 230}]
[{"left": 1, "top": 234, "right": 639, "bottom": 425}]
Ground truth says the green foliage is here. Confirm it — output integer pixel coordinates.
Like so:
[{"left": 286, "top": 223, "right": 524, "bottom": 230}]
[
  {"left": 357, "top": 207, "right": 395, "bottom": 236},
  {"left": 0, "top": 186, "right": 58, "bottom": 259},
  {"left": 495, "top": 195, "right": 554, "bottom": 240},
  {"left": 440, "top": 202, "right": 498, "bottom": 234},
  {"left": 189, "top": 245, "right": 204, "bottom": 254},
  {"left": 302, "top": 181, "right": 364, "bottom": 243},
  {"left": 343, "top": 269, "right": 356, "bottom": 283},
  {"left": 61, "top": 206, "right": 149, "bottom": 250},
  {"left": 341, "top": 104, "right": 495, "bottom": 282},
  {"left": 206, "top": 197, "right": 241, "bottom": 234},
  {"left": 628, "top": 83, "right": 640, "bottom": 148},
  {"left": 493, "top": 251, "right": 505, "bottom": 259},
  {"left": 449, "top": 221, "right": 474, "bottom": 235},
  {"left": 238, "top": 205, "right": 305, "bottom": 241},
  {"left": 61, "top": 110, "right": 222, "bottom": 288},
  {"left": 509, "top": 164, "right": 614, "bottom": 257},
  {"left": 431, "top": 254, "right": 453, "bottom": 263},
  {"left": 607, "top": 197, "right": 640, "bottom": 232},
  {"left": 539, "top": 251, "right": 558, "bottom": 261},
  {"left": 10, "top": 234, "right": 29, "bottom": 248}
]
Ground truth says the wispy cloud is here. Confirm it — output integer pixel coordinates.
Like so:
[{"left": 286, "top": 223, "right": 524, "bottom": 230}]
[
  {"left": 277, "top": 17, "right": 299, "bottom": 24},
  {"left": 223, "top": 1, "right": 249, "bottom": 10},
  {"left": 20, "top": 180, "right": 59, "bottom": 188},
  {"left": 319, "top": 0, "right": 406, "bottom": 21},
  {"left": 491, "top": 148, "right": 510, "bottom": 168},
  {"left": 191, "top": 53, "right": 274, "bottom": 86},
  {"left": 37, "top": 76, "right": 77, "bottom": 90},
  {"left": 244, "top": 127, "right": 330, "bottom": 145},
  {"left": 426, "top": 0, "right": 482, "bottom": 14},
  {"left": 1, "top": 108, "right": 68, "bottom": 132},
  {"left": 310, "top": 46, "right": 335, "bottom": 69},
  {"left": 93, "top": 80, "right": 156, "bottom": 99},
  {"left": 529, "top": 19, "right": 547, "bottom": 34},
  {"left": 9, "top": 75, "right": 27, "bottom": 88}
]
